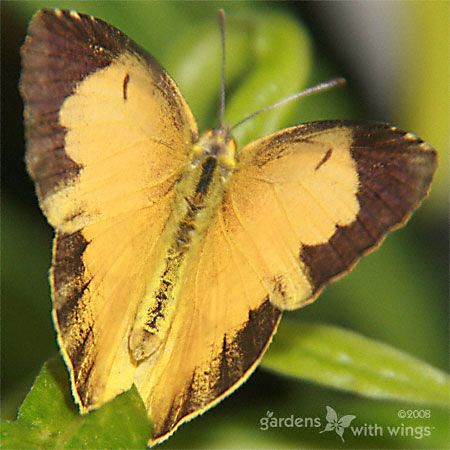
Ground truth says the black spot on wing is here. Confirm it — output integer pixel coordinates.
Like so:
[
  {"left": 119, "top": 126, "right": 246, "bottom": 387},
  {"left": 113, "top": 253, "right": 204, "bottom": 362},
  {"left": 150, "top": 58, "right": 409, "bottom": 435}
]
[
  {"left": 315, "top": 147, "right": 333, "bottom": 171},
  {"left": 122, "top": 73, "right": 130, "bottom": 100}
]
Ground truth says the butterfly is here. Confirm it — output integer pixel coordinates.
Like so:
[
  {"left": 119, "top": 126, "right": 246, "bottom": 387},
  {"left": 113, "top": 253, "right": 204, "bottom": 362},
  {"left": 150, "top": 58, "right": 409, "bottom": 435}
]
[{"left": 20, "top": 8, "right": 437, "bottom": 446}]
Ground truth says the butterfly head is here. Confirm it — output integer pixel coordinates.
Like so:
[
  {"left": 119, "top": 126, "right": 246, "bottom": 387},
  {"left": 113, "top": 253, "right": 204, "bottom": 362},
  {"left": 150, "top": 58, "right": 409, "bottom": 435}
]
[{"left": 192, "top": 126, "right": 237, "bottom": 172}]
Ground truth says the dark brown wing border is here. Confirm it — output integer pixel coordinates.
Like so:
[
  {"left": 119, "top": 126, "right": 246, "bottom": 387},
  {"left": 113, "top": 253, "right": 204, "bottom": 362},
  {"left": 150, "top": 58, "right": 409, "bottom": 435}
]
[{"left": 297, "top": 121, "right": 437, "bottom": 295}]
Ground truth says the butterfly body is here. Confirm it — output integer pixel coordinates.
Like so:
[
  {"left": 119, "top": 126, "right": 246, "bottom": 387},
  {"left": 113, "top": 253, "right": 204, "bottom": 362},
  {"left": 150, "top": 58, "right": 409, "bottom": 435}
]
[
  {"left": 20, "top": 8, "right": 437, "bottom": 446},
  {"left": 130, "top": 127, "right": 237, "bottom": 361}
]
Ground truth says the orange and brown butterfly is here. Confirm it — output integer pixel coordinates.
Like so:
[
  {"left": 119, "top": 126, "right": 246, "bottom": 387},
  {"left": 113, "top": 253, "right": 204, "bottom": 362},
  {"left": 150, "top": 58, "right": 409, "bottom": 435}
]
[{"left": 20, "top": 8, "right": 437, "bottom": 446}]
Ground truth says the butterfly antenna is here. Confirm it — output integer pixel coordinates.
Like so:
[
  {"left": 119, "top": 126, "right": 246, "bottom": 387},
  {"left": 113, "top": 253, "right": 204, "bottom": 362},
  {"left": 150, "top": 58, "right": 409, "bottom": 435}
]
[
  {"left": 218, "top": 9, "right": 226, "bottom": 128},
  {"left": 231, "top": 77, "right": 346, "bottom": 131}
]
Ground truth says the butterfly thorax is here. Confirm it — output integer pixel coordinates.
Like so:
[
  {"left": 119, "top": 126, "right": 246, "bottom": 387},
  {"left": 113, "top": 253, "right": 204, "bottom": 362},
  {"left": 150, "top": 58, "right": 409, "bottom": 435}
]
[
  {"left": 192, "top": 127, "right": 237, "bottom": 173},
  {"left": 129, "top": 127, "right": 238, "bottom": 362}
]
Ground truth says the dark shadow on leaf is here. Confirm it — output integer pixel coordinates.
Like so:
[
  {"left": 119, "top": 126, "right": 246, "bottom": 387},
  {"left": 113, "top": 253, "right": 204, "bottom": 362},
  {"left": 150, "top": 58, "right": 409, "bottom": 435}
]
[{"left": 46, "top": 355, "right": 79, "bottom": 413}]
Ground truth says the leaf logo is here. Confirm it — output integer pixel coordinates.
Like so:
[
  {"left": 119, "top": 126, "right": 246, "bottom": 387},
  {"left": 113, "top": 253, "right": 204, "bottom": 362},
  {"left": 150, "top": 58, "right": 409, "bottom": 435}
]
[
  {"left": 266, "top": 411, "right": 274, "bottom": 418},
  {"left": 319, "top": 406, "right": 356, "bottom": 442}
]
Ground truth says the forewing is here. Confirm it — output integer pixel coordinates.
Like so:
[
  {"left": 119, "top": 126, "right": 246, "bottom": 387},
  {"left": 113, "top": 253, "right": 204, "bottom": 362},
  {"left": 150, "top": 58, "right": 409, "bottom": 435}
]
[
  {"left": 229, "top": 120, "right": 437, "bottom": 308},
  {"left": 20, "top": 9, "right": 198, "bottom": 411}
]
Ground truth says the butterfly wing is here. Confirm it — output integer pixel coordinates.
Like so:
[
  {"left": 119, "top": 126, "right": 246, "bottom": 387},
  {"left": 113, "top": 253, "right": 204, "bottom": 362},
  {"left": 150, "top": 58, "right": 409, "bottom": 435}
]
[
  {"left": 21, "top": 9, "right": 198, "bottom": 410},
  {"left": 229, "top": 121, "right": 437, "bottom": 308},
  {"left": 136, "top": 121, "right": 435, "bottom": 444}
]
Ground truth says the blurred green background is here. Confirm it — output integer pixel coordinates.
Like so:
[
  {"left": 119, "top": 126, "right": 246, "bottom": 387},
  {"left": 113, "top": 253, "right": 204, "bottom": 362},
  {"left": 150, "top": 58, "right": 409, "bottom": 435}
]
[{"left": 1, "top": 1, "right": 448, "bottom": 448}]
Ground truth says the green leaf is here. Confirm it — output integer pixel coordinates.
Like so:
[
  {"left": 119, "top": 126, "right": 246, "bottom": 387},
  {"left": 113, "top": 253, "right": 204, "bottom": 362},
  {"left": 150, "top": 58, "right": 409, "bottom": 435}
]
[
  {"left": 1, "top": 358, "right": 150, "bottom": 449},
  {"left": 262, "top": 319, "right": 450, "bottom": 407}
]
